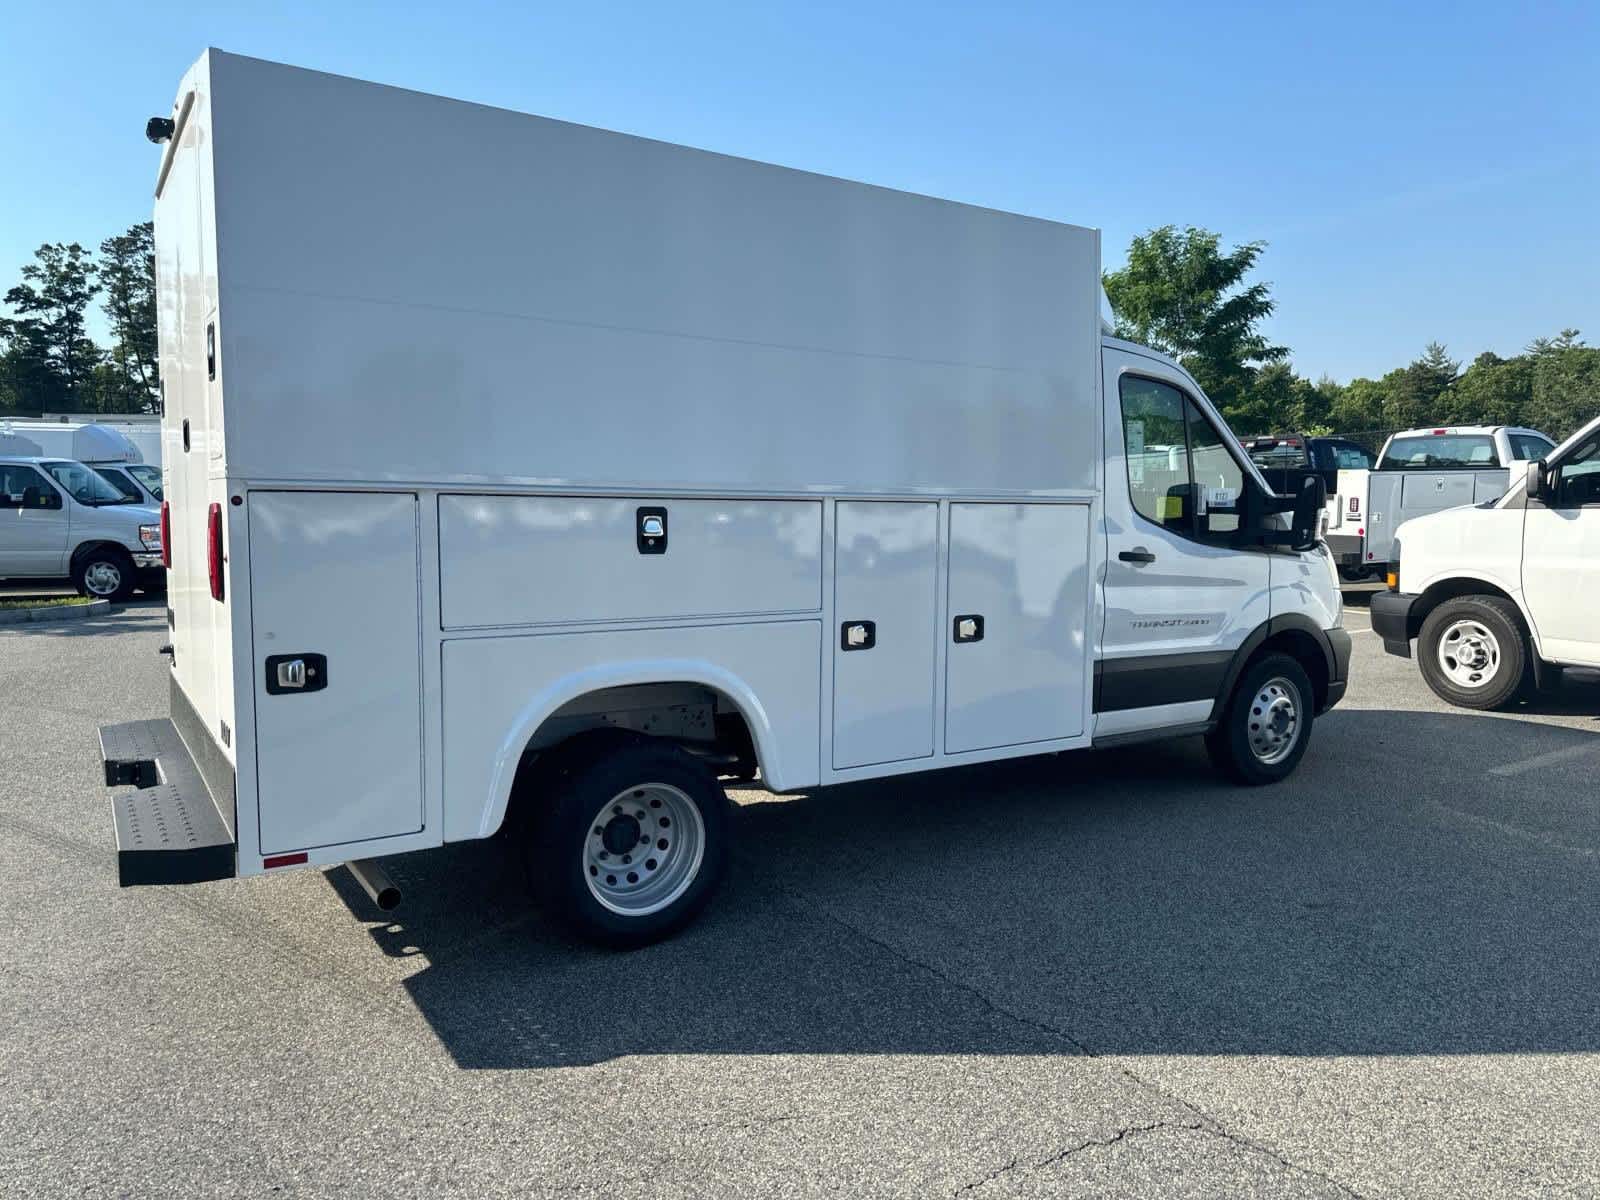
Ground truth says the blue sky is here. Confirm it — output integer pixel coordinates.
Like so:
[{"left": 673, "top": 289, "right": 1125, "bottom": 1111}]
[{"left": 2, "top": 1, "right": 1595, "bottom": 381}]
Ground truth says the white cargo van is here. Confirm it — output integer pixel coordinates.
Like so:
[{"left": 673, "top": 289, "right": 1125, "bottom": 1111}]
[
  {"left": 0, "top": 456, "right": 163, "bottom": 600},
  {"left": 97, "top": 51, "right": 1350, "bottom": 945},
  {"left": 1336, "top": 425, "right": 1554, "bottom": 571},
  {"left": 1374, "top": 413, "right": 1600, "bottom": 708}
]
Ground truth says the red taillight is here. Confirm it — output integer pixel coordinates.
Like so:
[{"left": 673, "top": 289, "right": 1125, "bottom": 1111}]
[
  {"left": 1432, "top": 428, "right": 1448, "bottom": 435},
  {"left": 159, "top": 501, "right": 171, "bottom": 569},
  {"left": 206, "top": 502, "right": 224, "bottom": 602},
  {"left": 263, "top": 852, "right": 308, "bottom": 869}
]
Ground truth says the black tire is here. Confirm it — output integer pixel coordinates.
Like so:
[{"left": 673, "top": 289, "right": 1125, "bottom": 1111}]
[
  {"left": 1417, "top": 595, "right": 1528, "bottom": 710},
  {"left": 1205, "top": 652, "right": 1316, "bottom": 786},
  {"left": 72, "top": 546, "right": 136, "bottom": 603},
  {"left": 526, "top": 736, "right": 731, "bottom": 948}
]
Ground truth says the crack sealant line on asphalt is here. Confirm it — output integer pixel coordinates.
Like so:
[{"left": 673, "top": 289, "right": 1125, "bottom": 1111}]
[{"left": 754, "top": 876, "right": 1370, "bottom": 1200}]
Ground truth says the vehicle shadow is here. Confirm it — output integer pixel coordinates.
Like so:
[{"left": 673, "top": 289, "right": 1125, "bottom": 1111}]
[
  {"left": 325, "top": 707, "right": 1600, "bottom": 1069},
  {"left": 1, "top": 597, "right": 165, "bottom": 638}
]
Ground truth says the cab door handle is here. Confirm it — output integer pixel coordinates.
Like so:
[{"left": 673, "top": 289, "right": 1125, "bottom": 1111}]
[{"left": 1118, "top": 548, "right": 1156, "bottom": 564}]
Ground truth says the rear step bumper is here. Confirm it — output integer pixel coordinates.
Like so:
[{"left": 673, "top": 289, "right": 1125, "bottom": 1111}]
[{"left": 99, "top": 688, "right": 236, "bottom": 887}]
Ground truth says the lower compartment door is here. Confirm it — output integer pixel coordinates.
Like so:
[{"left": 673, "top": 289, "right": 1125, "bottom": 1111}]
[
  {"left": 945, "top": 502, "right": 1089, "bottom": 753},
  {"left": 251, "top": 491, "right": 423, "bottom": 853}
]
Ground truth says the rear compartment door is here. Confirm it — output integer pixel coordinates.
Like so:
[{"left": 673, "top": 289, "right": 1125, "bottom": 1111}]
[{"left": 250, "top": 491, "right": 423, "bottom": 853}]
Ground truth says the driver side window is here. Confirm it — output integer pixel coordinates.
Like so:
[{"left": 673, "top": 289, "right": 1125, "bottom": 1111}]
[
  {"left": 1552, "top": 437, "right": 1600, "bottom": 507},
  {"left": 1119, "top": 375, "right": 1245, "bottom": 541}
]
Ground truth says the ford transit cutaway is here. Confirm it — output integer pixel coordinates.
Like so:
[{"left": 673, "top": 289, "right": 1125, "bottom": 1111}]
[{"left": 98, "top": 51, "right": 1349, "bottom": 945}]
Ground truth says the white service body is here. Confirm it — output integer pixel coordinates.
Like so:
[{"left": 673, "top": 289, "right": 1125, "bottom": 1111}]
[{"left": 122, "top": 51, "right": 1348, "bottom": 894}]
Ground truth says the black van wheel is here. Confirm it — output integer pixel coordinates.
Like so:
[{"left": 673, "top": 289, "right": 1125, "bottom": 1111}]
[
  {"left": 526, "top": 736, "right": 731, "bottom": 948},
  {"left": 73, "top": 546, "right": 136, "bottom": 602},
  {"left": 1205, "top": 653, "right": 1316, "bottom": 785}
]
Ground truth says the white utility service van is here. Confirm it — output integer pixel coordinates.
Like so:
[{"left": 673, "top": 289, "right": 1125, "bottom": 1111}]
[
  {"left": 1336, "top": 425, "right": 1554, "bottom": 572},
  {"left": 97, "top": 51, "right": 1350, "bottom": 945},
  {"left": 1374, "top": 413, "right": 1600, "bottom": 709}
]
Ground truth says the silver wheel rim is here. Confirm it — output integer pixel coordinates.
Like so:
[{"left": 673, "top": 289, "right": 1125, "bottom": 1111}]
[
  {"left": 1247, "top": 676, "right": 1301, "bottom": 765},
  {"left": 583, "top": 783, "right": 705, "bottom": 917},
  {"left": 1437, "top": 619, "right": 1501, "bottom": 689},
  {"left": 83, "top": 561, "right": 122, "bottom": 596}
]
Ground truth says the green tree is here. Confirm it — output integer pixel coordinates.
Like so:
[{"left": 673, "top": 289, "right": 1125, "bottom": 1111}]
[
  {"left": 97, "top": 221, "right": 159, "bottom": 413},
  {"left": 1526, "top": 330, "right": 1600, "bottom": 438},
  {"left": 1441, "top": 351, "right": 1531, "bottom": 426},
  {"left": 1103, "top": 225, "right": 1288, "bottom": 425},
  {"left": 1379, "top": 341, "right": 1459, "bottom": 430},
  {"left": 3, "top": 242, "right": 102, "bottom": 407}
]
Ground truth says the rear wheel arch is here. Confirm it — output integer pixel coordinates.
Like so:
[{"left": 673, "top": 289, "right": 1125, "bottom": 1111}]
[{"left": 483, "top": 670, "right": 777, "bottom": 840}]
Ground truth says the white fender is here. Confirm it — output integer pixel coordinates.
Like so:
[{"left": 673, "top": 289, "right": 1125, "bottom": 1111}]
[{"left": 476, "top": 658, "right": 788, "bottom": 839}]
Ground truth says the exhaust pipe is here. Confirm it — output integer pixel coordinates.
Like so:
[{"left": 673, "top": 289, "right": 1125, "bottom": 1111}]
[{"left": 346, "top": 858, "right": 401, "bottom": 912}]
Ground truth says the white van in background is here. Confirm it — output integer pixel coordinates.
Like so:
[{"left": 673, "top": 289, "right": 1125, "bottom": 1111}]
[
  {"left": 0, "top": 456, "right": 164, "bottom": 601},
  {"left": 1374, "top": 412, "right": 1600, "bottom": 708},
  {"left": 1, "top": 420, "right": 145, "bottom": 468},
  {"left": 97, "top": 50, "right": 1350, "bottom": 947}
]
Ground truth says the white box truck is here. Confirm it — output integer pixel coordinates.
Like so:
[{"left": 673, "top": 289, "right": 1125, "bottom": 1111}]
[
  {"left": 98, "top": 51, "right": 1350, "bottom": 945},
  {"left": 1373, "top": 413, "right": 1600, "bottom": 709}
]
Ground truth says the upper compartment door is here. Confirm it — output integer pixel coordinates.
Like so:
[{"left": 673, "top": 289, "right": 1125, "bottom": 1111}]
[
  {"left": 945, "top": 503, "right": 1089, "bottom": 753},
  {"left": 250, "top": 491, "right": 423, "bottom": 853}
]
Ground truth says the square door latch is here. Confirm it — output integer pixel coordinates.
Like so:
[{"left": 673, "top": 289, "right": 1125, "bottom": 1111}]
[
  {"left": 953, "top": 614, "right": 984, "bottom": 643},
  {"left": 841, "top": 620, "right": 876, "bottom": 651},
  {"left": 637, "top": 506, "right": 668, "bottom": 554},
  {"left": 265, "top": 653, "right": 328, "bottom": 695}
]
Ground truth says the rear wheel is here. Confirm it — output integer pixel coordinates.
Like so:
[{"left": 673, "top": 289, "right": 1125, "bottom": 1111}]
[
  {"left": 1417, "top": 595, "right": 1527, "bottom": 710},
  {"left": 73, "top": 547, "right": 135, "bottom": 602},
  {"left": 525, "top": 737, "right": 731, "bottom": 947},
  {"left": 1206, "top": 653, "right": 1316, "bottom": 785}
]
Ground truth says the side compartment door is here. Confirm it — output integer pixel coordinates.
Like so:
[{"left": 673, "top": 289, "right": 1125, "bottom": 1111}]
[
  {"left": 833, "top": 501, "right": 938, "bottom": 769},
  {"left": 250, "top": 491, "right": 424, "bottom": 853},
  {"left": 1100, "top": 358, "right": 1270, "bottom": 728},
  {"left": 945, "top": 502, "right": 1089, "bottom": 752}
]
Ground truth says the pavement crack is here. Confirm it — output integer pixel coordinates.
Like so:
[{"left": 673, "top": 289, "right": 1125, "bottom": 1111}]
[{"left": 761, "top": 878, "right": 1369, "bottom": 1200}]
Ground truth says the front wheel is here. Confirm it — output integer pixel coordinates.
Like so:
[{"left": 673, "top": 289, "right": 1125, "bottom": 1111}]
[
  {"left": 73, "top": 547, "right": 136, "bottom": 602},
  {"left": 526, "top": 738, "right": 731, "bottom": 947},
  {"left": 1206, "top": 653, "right": 1316, "bottom": 785},
  {"left": 1417, "top": 595, "right": 1527, "bottom": 710}
]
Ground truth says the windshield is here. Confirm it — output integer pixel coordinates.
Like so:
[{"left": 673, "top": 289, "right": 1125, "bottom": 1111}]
[
  {"left": 43, "top": 460, "right": 134, "bottom": 505},
  {"left": 1379, "top": 434, "right": 1497, "bottom": 470},
  {"left": 127, "top": 463, "right": 163, "bottom": 499},
  {"left": 92, "top": 466, "right": 144, "bottom": 502}
]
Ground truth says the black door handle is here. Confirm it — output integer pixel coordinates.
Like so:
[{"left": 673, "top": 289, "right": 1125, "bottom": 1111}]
[{"left": 1118, "top": 548, "right": 1156, "bottom": 564}]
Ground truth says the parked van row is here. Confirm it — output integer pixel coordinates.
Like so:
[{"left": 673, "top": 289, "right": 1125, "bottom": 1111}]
[{"left": 96, "top": 51, "right": 1349, "bottom": 949}]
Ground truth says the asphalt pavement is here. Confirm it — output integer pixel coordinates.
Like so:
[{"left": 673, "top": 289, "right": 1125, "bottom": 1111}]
[{"left": 3, "top": 597, "right": 1598, "bottom": 1198}]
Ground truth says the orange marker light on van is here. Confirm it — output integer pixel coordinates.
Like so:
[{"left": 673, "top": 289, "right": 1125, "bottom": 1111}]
[{"left": 1386, "top": 570, "right": 1399, "bottom": 591}]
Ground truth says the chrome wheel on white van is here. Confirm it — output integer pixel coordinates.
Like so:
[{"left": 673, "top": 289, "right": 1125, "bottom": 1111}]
[
  {"left": 83, "top": 561, "right": 124, "bottom": 597},
  {"left": 1246, "top": 676, "right": 1301, "bottom": 765},
  {"left": 583, "top": 783, "right": 706, "bottom": 917},
  {"left": 1205, "top": 652, "right": 1316, "bottom": 785},
  {"left": 72, "top": 548, "right": 136, "bottom": 603},
  {"left": 1435, "top": 619, "right": 1501, "bottom": 689},
  {"left": 527, "top": 734, "right": 731, "bottom": 947},
  {"left": 1418, "top": 595, "right": 1528, "bottom": 711}
]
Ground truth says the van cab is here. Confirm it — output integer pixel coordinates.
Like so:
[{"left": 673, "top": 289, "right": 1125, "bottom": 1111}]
[
  {"left": 1372, "top": 412, "right": 1600, "bottom": 708},
  {"left": 0, "top": 456, "right": 164, "bottom": 602}
]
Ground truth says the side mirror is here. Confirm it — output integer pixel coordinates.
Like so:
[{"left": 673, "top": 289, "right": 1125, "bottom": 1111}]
[
  {"left": 1289, "top": 475, "right": 1326, "bottom": 550},
  {"left": 1524, "top": 459, "right": 1547, "bottom": 501}
]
